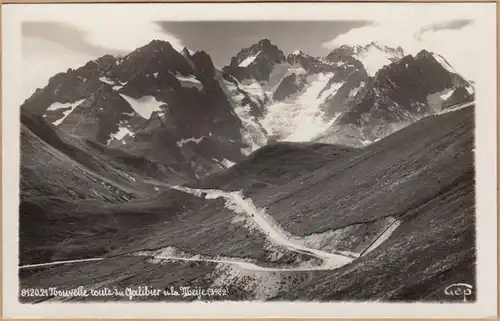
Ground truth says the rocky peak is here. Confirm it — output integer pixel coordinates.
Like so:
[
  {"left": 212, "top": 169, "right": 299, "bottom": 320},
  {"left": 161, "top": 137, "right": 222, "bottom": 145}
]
[
  {"left": 181, "top": 47, "right": 194, "bottom": 58},
  {"left": 95, "top": 54, "right": 119, "bottom": 67},
  {"left": 290, "top": 50, "right": 305, "bottom": 56},
  {"left": 326, "top": 46, "right": 359, "bottom": 62},
  {"left": 191, "top": 50, "right": 216, "bottom": 79},
  {"left": 326, "top": 42, "right": 404, "bottom": 77},
  {"left": 415, "top": 49, "right": 433, "bottom": 60},
  {"left": 286, "top": 50, "right": 313, "bottom": 61},
  {"left": 334, "top": 48, "right": 472, "bottom": 137},
  {"left": 372, "top": 49, "right": 461, "bottom": 97},
  {"left": 287, "top": 51, "right": 339, "bottom": 74},
  {"left": 229, "top": 39, "right": 286, "bottom": 68},
  {"left": 145, "top": 39, "right": 176, "bottom": 51},
  {"left": 255, "top": 39, "right": 279, "bottom": 52},
  {"left": 224, "top": 39, "right": 287, "bottom": 82},
  {"left": 353, "top": 42, "right": 404, "bottom": 57}
]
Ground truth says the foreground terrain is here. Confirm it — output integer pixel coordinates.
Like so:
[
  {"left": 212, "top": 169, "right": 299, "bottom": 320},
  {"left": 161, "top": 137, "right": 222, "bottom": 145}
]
[{"left": 19, "top": 105, "right": 475, "bottom": 302}]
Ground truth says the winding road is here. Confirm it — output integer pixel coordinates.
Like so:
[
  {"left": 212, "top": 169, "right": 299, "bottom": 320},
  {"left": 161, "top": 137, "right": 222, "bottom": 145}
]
[
  {"left": 169, "top": 185, "right": 355, "bottom": 269},
  {"left": 19, "top": 184, "right": 400, "bottom": 273}
]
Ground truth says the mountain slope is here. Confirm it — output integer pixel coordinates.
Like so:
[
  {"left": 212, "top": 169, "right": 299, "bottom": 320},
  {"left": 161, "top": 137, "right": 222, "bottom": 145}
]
[
  {"left": 20, "top": 103, "right": 475, "bottom": 302},
  {"left": 221, "top": 40, "right": 372, "bottom": 143},
  {"left": 20, "top": 107, "right": 194, "bottom": 265},
  {"left": 22, "top": 40, "right": 248, "bottom": 178},
  {"left": 223, "top": 39, "right": 287, "bottom": 83},
  {"left": 315, "top": 49, "right": 474, "bottom": 146}
]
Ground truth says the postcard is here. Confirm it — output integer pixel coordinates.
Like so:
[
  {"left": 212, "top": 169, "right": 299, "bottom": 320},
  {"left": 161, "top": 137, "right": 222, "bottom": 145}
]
[{"left": 2, "top": 1, "right": 497, "bottom": 318}]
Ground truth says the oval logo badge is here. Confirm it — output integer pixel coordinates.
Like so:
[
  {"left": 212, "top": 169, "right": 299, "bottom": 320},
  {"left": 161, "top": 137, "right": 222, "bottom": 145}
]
[{"left": 444, "top": 283, "right": 473, "bottom": 302}]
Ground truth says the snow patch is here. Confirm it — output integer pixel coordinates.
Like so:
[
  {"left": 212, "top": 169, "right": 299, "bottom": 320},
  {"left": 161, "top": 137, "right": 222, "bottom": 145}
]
[
  {"left": 440, "top": 89, "right": 455, "bottom": 100},
  {"left": 176, "top": 136, "right": 205, "bottom": 147},
  {"left": 174, "top": 72, "right": 203, "bottom": 91},
  {"left": 107, "top": 126, "right": 134, "bottom": 145},
  {"left": 239, "top": 51, "right": 261, "bottom": 67},
  {"left": 289, "top": 67, "right": 307, "bottom": 75},
  {"left": 427, "top": 88, "right": 455, "bottom": 112},
  {"left": 233, "top": 100, "right": 268, "bottom": 154},
  {"left": 220, "top": 77, "right": 268, "bottom": 154},
  {"left": 353, "top": 46, "right": 401, "bottom": 76},
  {"left": 118, "top": 94, "right": 164, "bottom": 119},
  {"left": 432, "top": 53, "right": 456, "bottom": 74},
  {"left": 221, "top": 159, "right": 236, "bottom": 168},
  {"left": 318, "top": 81, "right": 344, "bottom": 101},
  {"left": 48, "top": 99, "right": 86, "bottom": 126},
  {"left": 99, "top": 77, "right": 115, "bottom": 85},
  {"left": 47, "top": 100, "right": 84, "bottom": 112},
  {"left": 355, "top": 52, "right": 392, "bottom": 76},
  {"left": 360, "top": 139, "right": 372, "bottom": 146},
  {"left": 348, "top": 81, "right": 365, "bottom": 98},
  {"left": 240, "top": 79, "right": 267, "bottom": 103},
  {"left": 181, "top": 50, "right": 197, "bottom": 69}
]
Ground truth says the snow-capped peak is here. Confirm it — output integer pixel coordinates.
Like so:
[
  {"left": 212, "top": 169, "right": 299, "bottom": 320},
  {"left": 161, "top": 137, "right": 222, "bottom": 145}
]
[
  {"left": 353, "top": 42, "right": 404, "bottom": 57},
  {"left": 229, "top": 39, "right": 286, "bottom": 71},
  {"left": 291, "top": 50, "right": 304, "bottom": 56},
  {"left": 351, "top": 42, "right": 404, "bottom": 76},
  {"left": 181, "top": 46, "right": 196, "bottom": 56},
  {"left": 431, "top": 53, "right": 456, "bottom": 74}
]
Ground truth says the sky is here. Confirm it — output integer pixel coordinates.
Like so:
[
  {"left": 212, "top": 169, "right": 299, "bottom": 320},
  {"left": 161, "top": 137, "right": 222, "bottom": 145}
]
[{"left": 20, "top": 3, "right": 494, "bottom": 100}]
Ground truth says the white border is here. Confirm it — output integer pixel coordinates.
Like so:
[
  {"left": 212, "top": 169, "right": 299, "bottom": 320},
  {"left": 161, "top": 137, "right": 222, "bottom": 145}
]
[{"left": 2, "top": 2, "right": 498, "bottom": 318}]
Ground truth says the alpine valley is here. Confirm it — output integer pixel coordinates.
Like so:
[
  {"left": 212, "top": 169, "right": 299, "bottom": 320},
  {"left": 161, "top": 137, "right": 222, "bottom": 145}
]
[{"left": 19, "top": 39, "right": 476, "bottom": 302}]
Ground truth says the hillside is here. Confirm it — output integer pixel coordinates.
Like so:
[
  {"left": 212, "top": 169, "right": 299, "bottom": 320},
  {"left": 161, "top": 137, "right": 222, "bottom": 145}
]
[{"left": 20, "top": 104, "right": 474, "bottom": 302}]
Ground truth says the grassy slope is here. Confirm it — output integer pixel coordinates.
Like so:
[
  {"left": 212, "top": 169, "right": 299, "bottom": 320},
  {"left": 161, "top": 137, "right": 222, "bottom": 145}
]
[
  {"left": 249, "top": 107, "right": 474, "bottom": 235},
  {"left": 20, "top": 123, "right": 302, "bottom": 266},
  {"left": 196, "top": 105, "right": 477, "bottom": 301},
  {"left": 20, "top": 107, "right": 475, "bottom": 302},
  {"left": 20, "top": 110, "right": 191, "bottom": 264}
]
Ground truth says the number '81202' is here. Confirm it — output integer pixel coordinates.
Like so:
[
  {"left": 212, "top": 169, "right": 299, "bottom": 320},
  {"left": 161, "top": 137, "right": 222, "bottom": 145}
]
[{"left": 20, "top": 288, "right": 49, "bottom": 297}]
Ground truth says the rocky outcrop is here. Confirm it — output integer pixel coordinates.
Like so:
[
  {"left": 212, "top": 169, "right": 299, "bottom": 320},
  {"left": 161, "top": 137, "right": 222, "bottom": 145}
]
[
  {"left": 272, "top": 73, "right": 308, "bottom": 101},
  {"left": 222, "top": 39, "right": 287, "bottom": 82}
]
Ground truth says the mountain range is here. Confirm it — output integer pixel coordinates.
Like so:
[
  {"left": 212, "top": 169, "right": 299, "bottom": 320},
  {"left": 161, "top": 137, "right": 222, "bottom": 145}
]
[{"left": 19, "top": 38, "right": 476, "bottom": 302}]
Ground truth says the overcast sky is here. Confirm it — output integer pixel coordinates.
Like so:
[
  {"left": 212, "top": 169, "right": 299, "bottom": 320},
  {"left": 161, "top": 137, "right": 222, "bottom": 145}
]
[{"left": 20, "top": 3, "right": 493, "bottom": 100}]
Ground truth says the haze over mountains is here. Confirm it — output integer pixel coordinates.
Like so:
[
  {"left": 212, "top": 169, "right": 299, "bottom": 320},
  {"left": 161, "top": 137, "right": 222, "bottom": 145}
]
[{"left": 19, "top": 38, "right": 476, "bottom": 302}]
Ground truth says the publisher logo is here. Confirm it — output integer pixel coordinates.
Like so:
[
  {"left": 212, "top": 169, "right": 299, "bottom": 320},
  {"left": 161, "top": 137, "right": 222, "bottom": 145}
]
[{"left": 444, "top": 283, "right": 473, "bottom": 302}]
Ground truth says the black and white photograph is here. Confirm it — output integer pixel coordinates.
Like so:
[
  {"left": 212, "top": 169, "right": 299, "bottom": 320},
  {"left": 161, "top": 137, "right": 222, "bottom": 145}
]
[{"left": 2, "top": 2, "right": 498, "bottom": 318}]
